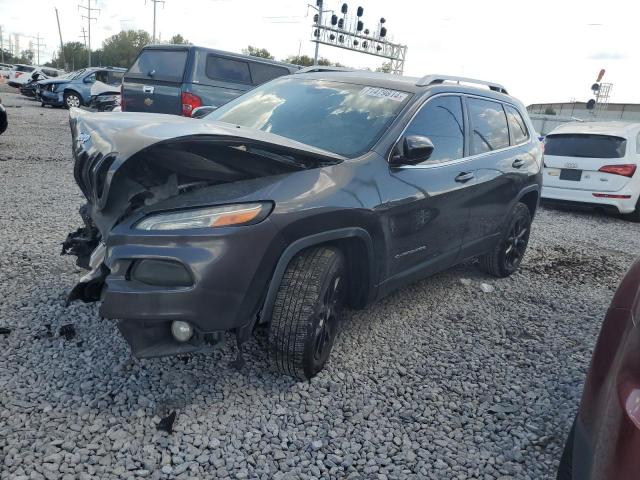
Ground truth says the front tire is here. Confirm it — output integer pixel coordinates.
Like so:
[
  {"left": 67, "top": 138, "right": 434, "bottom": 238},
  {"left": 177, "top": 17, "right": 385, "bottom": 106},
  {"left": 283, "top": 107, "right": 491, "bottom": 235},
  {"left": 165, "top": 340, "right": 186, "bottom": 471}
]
[
  {"left": 64, "top": 92, "right": 82, "bottom": 109},
  {"left": 479, "top": 202, "right": 532, "bottom": 277},
  {"left": 268, "top": 246, "right": 347, "bottom": 379}
]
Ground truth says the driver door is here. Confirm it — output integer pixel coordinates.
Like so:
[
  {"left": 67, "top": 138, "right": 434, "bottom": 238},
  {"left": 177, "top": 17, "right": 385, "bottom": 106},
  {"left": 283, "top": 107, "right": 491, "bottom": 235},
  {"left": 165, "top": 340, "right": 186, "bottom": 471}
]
[{"left": 382, "top": 94, "right": 475, "bottom": 283}]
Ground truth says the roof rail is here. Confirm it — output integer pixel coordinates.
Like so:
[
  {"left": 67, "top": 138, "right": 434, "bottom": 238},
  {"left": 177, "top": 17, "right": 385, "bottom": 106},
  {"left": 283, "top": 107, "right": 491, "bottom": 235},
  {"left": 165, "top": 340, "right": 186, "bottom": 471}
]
[
  {"left": 295, "top": 66, "right": 354, "bottom": 74},
  {"left": 416, "top": 74, "right": 508, "bottom": 95}
]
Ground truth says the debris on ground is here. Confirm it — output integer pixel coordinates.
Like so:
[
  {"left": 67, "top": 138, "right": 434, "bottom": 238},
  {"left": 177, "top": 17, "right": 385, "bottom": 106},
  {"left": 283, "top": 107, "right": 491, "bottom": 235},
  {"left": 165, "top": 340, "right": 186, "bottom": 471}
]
[
  {"left": 59, "top": 324, "right": 76, "bottom": 341},
  {"left": 156, "top": 411, "right": 177, "bottom": 434},
  {"left": 480, "top": 283, "right": 495, "bottom": 293}
]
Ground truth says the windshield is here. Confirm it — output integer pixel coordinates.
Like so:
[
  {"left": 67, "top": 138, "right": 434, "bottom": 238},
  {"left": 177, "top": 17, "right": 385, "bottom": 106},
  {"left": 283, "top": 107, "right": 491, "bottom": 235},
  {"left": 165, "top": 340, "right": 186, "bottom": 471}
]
[
  {"left": 545, "top": 133, "right": 627, "bottom": 158},
  {"left": 207, "top": 77, "right": 412, "bottom": 157}
]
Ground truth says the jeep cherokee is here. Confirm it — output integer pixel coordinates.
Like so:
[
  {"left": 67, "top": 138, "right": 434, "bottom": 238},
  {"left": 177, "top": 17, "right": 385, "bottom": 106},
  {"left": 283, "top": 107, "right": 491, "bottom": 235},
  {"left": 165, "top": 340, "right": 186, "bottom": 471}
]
[{"left": 63, "top": 68, "right": 543, "bottom": 379}]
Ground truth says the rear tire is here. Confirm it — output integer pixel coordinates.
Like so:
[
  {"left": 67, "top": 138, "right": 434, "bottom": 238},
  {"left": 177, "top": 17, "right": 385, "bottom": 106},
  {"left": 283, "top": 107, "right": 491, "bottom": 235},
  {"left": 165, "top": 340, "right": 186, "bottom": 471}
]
[
  {"left": 557, "top": 417, "right": 575, "bottom": 480},
  {"left": 479, "top": 202, "right": 532, "bottom": 278},
  {"left": 268, "top": 246, "right": 347, "bottom": 380}
]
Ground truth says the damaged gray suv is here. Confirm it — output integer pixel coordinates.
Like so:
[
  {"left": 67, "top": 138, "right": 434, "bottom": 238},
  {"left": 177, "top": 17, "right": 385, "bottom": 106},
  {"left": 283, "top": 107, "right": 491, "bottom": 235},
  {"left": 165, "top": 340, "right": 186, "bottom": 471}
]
[{"left": 63, "top": 68, "right": 542, "bottom": 379}]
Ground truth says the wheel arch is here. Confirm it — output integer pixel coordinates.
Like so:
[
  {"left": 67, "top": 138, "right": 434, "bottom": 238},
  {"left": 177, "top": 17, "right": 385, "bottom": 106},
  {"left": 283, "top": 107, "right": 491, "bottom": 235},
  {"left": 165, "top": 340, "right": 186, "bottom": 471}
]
[
  {"left": 260, "top": 228, "right": 376, "bottom": 325},
  {"left": 517, "top": 185, "right": 540, "bottom": 219},
  {"left": 63, "top": 88, "right": 83, "bottom": 103}
]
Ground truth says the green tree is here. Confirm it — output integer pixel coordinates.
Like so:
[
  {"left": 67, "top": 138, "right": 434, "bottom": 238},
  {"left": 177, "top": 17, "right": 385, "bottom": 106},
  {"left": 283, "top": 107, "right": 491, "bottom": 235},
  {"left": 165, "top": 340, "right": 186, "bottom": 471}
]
[
  {"left": 283, "top": 54, "right": 346, "bottom": 67},
  {"left": 376, "top": 62, "right": 392, "bottom": 73},
  {"left": 544, "top": 106, "right": 557, "bottom": 116},
  {"left": 169, "top": 34, "right": 190, "bottom": 45},
  {"left": 20, "top": 49, "right": 34, "bottom": 64},
  {"left": 99, "top": 30, "right": 152, "bottom": 68},
  {"left": 242, "top": 46, "right": 274, "bottom": 59},
  {"left": 47, "top": 42, "right": 90, "bottom": 70}
]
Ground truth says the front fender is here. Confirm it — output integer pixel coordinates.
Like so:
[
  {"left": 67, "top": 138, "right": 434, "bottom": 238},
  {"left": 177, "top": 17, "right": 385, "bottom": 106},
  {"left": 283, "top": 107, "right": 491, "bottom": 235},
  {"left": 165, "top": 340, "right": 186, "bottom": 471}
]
[{"left": 260, "top": 227, "right": 376, "bottom": 325}]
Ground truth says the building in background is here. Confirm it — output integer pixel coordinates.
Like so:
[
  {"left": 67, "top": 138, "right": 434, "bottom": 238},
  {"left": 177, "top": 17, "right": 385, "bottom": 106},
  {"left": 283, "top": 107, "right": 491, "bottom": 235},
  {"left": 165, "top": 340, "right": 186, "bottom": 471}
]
[{"left": 527, "top": 102, "right": 640, "bottom": 135}]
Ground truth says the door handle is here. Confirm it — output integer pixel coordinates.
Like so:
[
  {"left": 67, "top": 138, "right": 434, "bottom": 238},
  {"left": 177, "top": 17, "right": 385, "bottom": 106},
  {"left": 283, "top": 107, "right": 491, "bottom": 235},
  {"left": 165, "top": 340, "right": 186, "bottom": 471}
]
[
  {"left": 512, "top": 158, "right": 526, "bottom": 168},
  {"left": 455, "top": 172, "right": 475, "bottom": 183}
]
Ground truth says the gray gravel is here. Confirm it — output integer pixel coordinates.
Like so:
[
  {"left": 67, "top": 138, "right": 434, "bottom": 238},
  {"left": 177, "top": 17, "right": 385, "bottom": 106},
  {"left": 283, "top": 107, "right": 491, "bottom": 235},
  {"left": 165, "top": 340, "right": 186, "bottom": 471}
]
[{"left": 1, "top": 83, "right": 639, "bottom": 480}]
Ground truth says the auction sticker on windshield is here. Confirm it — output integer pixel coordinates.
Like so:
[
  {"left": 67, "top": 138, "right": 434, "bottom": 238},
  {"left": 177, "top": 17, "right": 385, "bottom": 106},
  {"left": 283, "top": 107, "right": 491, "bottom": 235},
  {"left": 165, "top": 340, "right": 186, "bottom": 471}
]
[{"left": 360, "top": 86, "right": 408, "bottom": 102}]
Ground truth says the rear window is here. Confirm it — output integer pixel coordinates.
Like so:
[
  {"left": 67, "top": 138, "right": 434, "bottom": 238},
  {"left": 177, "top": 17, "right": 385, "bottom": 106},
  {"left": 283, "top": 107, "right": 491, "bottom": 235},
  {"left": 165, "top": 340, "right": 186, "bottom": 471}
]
[
  {"left": 206, "top": 56, "right": 251, "bottom": 84},
  {"left": 249, "top": 63, "right": 289, "bottom": 85},
  {"left": 505, "top": 105, "right": 529, "bottom": 145},
  {"left": 545, "top": 134, "right": 627, "bottom": 158},
  {"left": 127, "top": 49, "right": 187, "bottom": 82},
  {"left": 16, "top": 65, "right": 35, "bottom": 72},
  {"left": 468, "top": 98, "right": 510, "bottom": 155}
]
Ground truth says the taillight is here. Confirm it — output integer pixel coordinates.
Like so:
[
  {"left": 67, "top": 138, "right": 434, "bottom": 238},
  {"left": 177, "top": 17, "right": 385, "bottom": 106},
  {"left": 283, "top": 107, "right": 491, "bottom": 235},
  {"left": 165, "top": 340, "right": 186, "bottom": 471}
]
[
  {"left": 592, "top": 193, "right": 632, "bottom": 199},
  {"left": 181, "top": 91, "right": 202, "bottom": 117},
  {"left": 15, "top": 72, "right": 23, "bottom": 78},
  {"left": 120, "top": 84, "right": 125, "bottom": 111},
  {"left": 598, "top": 164, "right": 637, "bottom": 177}
]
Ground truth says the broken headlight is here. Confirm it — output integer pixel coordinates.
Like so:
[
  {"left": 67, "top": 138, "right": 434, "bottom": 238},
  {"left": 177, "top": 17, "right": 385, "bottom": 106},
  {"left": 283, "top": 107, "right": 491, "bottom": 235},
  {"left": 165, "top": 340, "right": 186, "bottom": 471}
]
[{"left": 134, "top": 202, "right": 272, "bottom": 231}]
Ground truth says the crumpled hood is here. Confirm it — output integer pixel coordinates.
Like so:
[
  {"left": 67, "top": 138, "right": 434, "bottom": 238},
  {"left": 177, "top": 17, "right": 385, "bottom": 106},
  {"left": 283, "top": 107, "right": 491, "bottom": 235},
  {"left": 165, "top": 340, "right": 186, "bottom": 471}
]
[
  {"left": 68, "top": 108, "right": 344, "bottom": 238},
  {"left": 38, "top": 78, "right": 67, "bottom": 86},
  {"left": 69, "top": 108, "right": 344, "bottom": 163}
]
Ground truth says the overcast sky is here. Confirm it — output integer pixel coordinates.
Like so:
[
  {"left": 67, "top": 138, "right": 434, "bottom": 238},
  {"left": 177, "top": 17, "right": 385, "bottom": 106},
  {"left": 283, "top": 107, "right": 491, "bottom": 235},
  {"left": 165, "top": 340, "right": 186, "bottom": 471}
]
[{"left": 0, "top": 0, "right": 638, "bottom": 105}]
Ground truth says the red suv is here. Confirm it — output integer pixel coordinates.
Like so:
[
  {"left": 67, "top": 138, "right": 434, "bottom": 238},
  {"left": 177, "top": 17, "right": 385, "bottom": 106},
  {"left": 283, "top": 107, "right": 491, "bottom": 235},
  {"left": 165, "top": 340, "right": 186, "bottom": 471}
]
[{"left": 558, "top": 258, "right": 640, "bottom": 479}]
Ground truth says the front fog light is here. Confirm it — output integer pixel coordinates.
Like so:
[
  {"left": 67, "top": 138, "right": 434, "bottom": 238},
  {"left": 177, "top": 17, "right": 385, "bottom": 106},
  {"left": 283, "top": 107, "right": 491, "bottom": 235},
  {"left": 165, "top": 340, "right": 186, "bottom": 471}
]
[{"left": 171, "top": 321, "right": 193, "bottom": 342}]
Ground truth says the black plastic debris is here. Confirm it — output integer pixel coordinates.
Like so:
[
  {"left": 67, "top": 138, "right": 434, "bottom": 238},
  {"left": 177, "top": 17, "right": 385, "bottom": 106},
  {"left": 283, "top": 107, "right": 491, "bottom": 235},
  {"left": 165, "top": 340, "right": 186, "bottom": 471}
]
[
  {"left": 59, "top": 324, "right": 77, "bottom": 341},
  {"left": 0, "top": 327, "right": 11, "bottom": 336},
  {"left": 157, "top": 411, "right": 177, "bottom": 434}
]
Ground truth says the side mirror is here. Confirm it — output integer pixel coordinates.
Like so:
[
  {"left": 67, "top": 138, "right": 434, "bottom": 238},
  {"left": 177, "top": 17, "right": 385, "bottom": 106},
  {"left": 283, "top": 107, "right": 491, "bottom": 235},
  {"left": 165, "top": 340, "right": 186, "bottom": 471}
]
[
  {"left": 390, "top": 135, "right": 434, "bottom": 166},
  {"left": 191, "top": 105, "right": 217, "bottom": 119}
]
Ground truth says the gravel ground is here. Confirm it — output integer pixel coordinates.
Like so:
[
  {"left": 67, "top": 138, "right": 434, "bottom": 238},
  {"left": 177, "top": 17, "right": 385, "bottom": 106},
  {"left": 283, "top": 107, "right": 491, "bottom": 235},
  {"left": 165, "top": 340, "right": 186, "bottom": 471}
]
[{"left": 1, "top": 83, "right": 639, "bottom": 480}]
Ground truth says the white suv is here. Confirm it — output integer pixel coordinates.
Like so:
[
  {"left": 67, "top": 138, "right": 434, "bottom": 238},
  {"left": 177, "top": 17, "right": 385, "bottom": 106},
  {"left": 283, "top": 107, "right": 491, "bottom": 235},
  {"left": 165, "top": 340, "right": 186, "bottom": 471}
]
[{"left": 542, "top": 121, "right": 640, "bottom": 221}]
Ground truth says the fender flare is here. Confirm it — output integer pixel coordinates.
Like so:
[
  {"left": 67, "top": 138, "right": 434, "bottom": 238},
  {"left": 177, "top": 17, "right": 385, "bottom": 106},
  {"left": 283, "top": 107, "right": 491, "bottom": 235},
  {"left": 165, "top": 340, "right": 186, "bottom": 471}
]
[
  {"left": 260, "top": 227, "right": 376, "bottom": 324},
  {"left": 515, "top": 184, "right": 541, "bottom": 217}
]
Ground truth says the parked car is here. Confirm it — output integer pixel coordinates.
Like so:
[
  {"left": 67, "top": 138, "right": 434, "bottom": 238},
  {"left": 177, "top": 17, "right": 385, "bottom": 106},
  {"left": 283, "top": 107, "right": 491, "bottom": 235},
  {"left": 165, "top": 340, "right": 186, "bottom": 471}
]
[
  {"left": 0, "top": 97, "right": 7, "bottom": 135},
  {"left": 88, "top": 80, "right": 120, "bottom": 112},
  {"left": 0, "top": 63, "right": 13, "bottom": 79},
  {"left": 7, "top": 64, "right": 36, "bottom": 87},
  {"left": 39, "top": 67, "right": 125, "bottom": 108},
  {"left": 542, "top": 121, "right": 640, "bottom": 221},
  {"left": 121, "top": 44, "right": 299, "bottom": 116},
  {"left": 8, "top": 65, "right": 63, "bottom": 88},
  {"left": 62, "top": 69, "right": 542, "bottom": 378},
  {"left": 20, "top": 71, "right": 48, "bottom": 98},
  {"left": 557, "top": 257, "right": 640, "bottom": 480}
]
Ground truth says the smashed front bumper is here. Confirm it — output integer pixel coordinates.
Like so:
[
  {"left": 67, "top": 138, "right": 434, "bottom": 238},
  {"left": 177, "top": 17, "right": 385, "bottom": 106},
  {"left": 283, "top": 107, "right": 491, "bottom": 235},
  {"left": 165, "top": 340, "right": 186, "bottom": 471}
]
[
  {"left": 64, "top": 215, "right": 284, "bottom": 358},
  {"left": 40, "top": 89, "right": 64, "bottom": 106}
]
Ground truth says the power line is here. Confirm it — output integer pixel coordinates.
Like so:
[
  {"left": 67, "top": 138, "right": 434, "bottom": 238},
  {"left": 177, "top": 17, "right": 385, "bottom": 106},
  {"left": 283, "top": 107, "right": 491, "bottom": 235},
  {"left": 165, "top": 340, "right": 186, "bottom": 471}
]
[
  {"left": 31, "top": 33, "right": 46, "bottom": 65},
  {"left": 78, "top": 0, "right": 99, "bottom": 67},
  {"left": 80, "top": 27, "right": 88, "bottom": 47},
  {"left": 147, "top": 0, "right": 165, "bottom": 43}
]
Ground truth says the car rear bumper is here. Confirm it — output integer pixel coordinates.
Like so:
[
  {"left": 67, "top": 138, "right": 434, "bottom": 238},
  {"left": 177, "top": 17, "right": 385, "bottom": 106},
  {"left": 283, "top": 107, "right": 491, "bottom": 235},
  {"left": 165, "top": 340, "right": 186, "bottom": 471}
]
[
  {"left": 541, "top": 185, "right": 638, "bottom": 214},
  {"left": 72, "top": 218, "right": 285, "bottom": 358},
  {"left": 40, "top": 90, "right": 64, "bottom": 106}
]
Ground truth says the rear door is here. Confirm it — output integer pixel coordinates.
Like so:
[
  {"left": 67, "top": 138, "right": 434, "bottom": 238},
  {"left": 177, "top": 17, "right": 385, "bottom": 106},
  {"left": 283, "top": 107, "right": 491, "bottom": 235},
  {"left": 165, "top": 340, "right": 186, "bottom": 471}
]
[
  {"left": 122, "top": 48, "right": 188, "bottom": 114},
  {"left": 461, "top": 97, "right": 529, "bottom": 257},
  {"left": 543, "top": 133, "right": 633, "bottom": 192}
]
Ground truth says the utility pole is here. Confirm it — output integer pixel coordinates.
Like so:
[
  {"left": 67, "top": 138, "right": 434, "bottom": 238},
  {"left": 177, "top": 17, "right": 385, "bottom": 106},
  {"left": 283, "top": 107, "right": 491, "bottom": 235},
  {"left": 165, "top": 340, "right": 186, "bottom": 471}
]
[
  {"left": 55, "top": 8, "right": 66, "bottom": 70},
  {"left": 80, "top": 27, "right": 88, "bottom": 47},
  {"left": 78, "top": 0, "right": 99, "bottom": 67},
  {"left": 309, "top": 0, "right": 332, "bottom": 65},
  {"left": 147, "top": 0, "right": 165, "bottom": 43},
  {"left": 32, "top": 33, "right": 45, "bottom": 65},
  {"left": 0, "top": 26, "right": 4, "bottom": 63}
]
